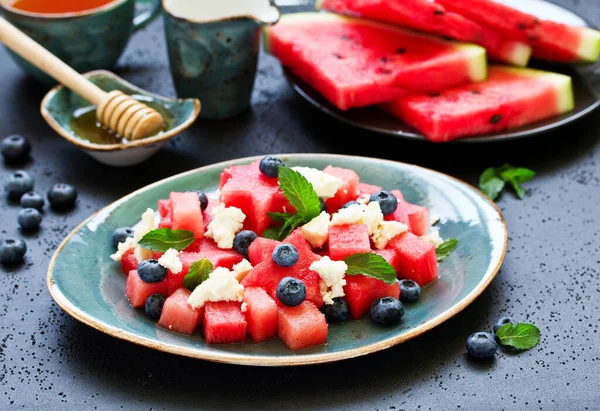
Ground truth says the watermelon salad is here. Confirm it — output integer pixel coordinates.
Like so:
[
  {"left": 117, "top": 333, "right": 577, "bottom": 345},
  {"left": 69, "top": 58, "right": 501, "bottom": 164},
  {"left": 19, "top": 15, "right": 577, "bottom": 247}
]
[
  {"left": 265, "top": 1, "right": 599, "bottom": 142},
  {"left": 110, "top": 157, "right": 454, "bottom": 351}
]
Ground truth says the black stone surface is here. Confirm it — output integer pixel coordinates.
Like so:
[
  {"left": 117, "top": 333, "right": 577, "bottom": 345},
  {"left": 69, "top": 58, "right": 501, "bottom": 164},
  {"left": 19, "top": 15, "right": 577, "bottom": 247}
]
[{"left": 1, "top": 1, "right": 599, "bottom": 409}]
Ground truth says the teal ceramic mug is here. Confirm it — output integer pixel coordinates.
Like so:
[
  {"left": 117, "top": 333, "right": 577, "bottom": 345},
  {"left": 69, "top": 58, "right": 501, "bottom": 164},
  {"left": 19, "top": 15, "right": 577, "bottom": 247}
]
[
  {"left": 0, "top": 0, "right": 160, "bottom": 85},
  {"left": 162, "top": 0, "right": 280, "bottom": 119}
]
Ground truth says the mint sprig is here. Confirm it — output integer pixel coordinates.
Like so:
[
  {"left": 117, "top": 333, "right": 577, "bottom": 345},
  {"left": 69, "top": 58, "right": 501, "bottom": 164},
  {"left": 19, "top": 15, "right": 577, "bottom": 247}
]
[
  {"left": 138, "top": 228, "right": 195, "bottom": 252},
  {"left": 495, "top": 323, "right": 540, "bottom": 350},
  {"left": 343, "top": 253, "right": 397, "bottom": 284},
  {"left": 479, "top": 164, "right": 535, "bottom": 200},
  {"left": 436, "top": 238, "right": 458, "bottom": 262},
  {"left": 183, "top": 258, "right": 213, "bottom": 291}
]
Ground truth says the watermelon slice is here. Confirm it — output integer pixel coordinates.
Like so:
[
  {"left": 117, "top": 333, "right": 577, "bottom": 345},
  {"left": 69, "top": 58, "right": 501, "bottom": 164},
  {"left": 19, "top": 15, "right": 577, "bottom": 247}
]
[
  {"left": 343, "top": 275, "right": 400, "bottom": 319},
  {"left": 385, "top": 201, "right": 429, "bottom": 236},
  {"left": 202, "top": 301, "right": 248, "bottom": 344},
  {"left": 316, "top": 0, "right": 531, "bottom": 66},
  {"left": 158, "top": 288, "right": 202, "bottom": 335},
  {"left": 387, "top": 232, "right": 438, "bottom": 286},
  {"left": 264, "top": 12, "right": 487, "bottom": 110},
  {"left": 170, "top": 192, "right": 204, "bottom": 242},
  {"left": 328, "top": 224, "right": 371, "bottom": 260},
  {"left": 323, "top": 166, "right": 360, "bottom": 213},
  {"left": 278, "top": 301, "right": 328, "bottom": 350},
  {"left": 437, "top": 0, "right": 600, "bottom": 63},
  {"left": 382, "top": 65, "right": 574, "bottom": 142},
  {"left": 126, "top": 270, "right": 168, "bottom": 308},
  {"left": 243, "top": 287, "right": 279, "bottom": 342}
]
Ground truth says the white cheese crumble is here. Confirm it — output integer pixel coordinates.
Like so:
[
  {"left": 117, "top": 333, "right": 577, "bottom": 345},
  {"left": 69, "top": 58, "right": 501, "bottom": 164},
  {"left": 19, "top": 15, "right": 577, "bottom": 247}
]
[
  {"left": 134, "top": 208, "right": 157, "bottom": 241},
  {"left": 205, "top": 204, "right": 246, "bottom": 249},
  {"left": 158, "top": 248, "right": 182, "bottom": 274},
  {"left": 301, "top": 211, "right": 331, "bottom": 248},
  {"left": 291, "top": 167, "right": 343, "bottom": 199},
  {"left": 421, "top": 229, "right": 444, "bottom": 248},
  {"left": 232, "top": 259, "right": 253, "bottom": 281},
  {"left": 110, "top": 208, "right": 157, "bottom": 262},
  {"left": 110, "top": 237, "right": 137, "bottom": 262},
  {"left": 357, "top": 193, "right": 371, "bottom": 204},
  {"left": 310, "top": 256, "right": 348, "bottom": 305},
  {"left": 187, "top": 267, "right": 245, "bottom": 308},
  {"left": 373, "top": 221, "right": 408, "bottom": 249},
  {"left": 241, "top": 302, "right": 248, "bottom": 312},
  {"left": 134, "top": 245, "right": 153, "bottom": 263}
]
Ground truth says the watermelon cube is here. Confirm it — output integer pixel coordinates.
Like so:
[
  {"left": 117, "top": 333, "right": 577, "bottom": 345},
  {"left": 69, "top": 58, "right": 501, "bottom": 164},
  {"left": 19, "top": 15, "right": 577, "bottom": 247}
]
[
  {"left": 328, "top": 224, "right": 371, "bottom": 261},
  {"left": 357, "top": 183, "right": 382, "bottom": 196},
  {"left": 248, "top": 237, "right": 279, "bottom": 266},
  {"left": 202, "top": 197, "right": 219, "bottom": 229},
  {"left": 196, "top": 238, "right": 244, "bottom": 269},
  {"left": 158, "top": 288, "right": 202, "bottom": 335},
  {"left": 120, "top": 248, "right": 138, "bottom": 275},
  {"left": 343, "top": 275, "right": 400, "bottom": 319},
  {"left": 323, "top": 166, "right": 360, "bottom": 213},
  {"left": 158, "top": 199, "right": 171, "bottom": 218},
  {"left": 385, "top": 201, "right": 429, "bottom": 236},
  {"left": 390, "top": 189, "right": 405, "bottom": 203},
  {"left": 170, "top": 192, "right": 204, "bottom": 242},
  {"left": 375, "top": 248, "right": 400, "bottom": 274},
  {"left": 203, "top": 301, "right": 248, "bottom": 344},
  {"left": 243, "top": 287, "right": 278, "bottom": 342},
  {"left": 126, "top": 270, "right": 168, "bottom": 308},
  {"left": 278, "top": 301, "right": 328, "bottom": 350},
  {"left": 387, "top": 232, "right": 438, "bottom": 286}
]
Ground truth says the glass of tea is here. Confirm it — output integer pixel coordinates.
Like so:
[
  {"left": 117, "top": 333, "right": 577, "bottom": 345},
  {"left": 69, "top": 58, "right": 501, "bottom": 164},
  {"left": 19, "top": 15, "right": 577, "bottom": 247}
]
[{"left": 0, "top": 0, "right": 161, "bottom": 85}]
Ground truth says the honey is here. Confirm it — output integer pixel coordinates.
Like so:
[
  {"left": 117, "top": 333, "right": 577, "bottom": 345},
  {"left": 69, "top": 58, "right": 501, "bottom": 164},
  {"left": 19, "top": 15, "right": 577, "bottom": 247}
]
[{"left": 11, "top": 0, "right": 116, "bottom": 14}]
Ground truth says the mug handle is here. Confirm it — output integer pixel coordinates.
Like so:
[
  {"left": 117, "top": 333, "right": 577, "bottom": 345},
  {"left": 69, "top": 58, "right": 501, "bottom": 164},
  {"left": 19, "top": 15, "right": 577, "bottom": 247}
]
[{"left": 132, "top": 0, "right": 161, "bottom": 32}]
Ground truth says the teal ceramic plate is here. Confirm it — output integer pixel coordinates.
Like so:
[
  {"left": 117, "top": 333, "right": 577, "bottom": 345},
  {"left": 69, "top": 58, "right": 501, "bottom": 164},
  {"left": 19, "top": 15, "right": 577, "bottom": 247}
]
[{"left": 47, "top": 154, "right": 507, "bottom": 366}]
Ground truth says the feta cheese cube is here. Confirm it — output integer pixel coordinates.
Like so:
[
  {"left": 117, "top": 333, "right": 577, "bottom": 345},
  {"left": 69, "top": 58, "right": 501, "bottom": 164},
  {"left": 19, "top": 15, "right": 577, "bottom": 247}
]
[
  {"left": 205, "top": 204, "right": 246, "bottom": 249},
  {"left": 291, "top": 167, "right": 344, "bottom": 199},
  {"left": 110, "top": 237, "right": 137, "bottom": 261},
  {"left": 331, "top": 201, "right": 384, "bottom": 237},
  {"left": 134, "top": 208, "right": 157, "bottom": 242},
  {"left": 158, "top": 248, "right": 182, "bottom": 274},
  {"left": 232, "top": 259, "right": 253, "bottom": 282},
  {"left": 187, "top": 267, "right": 245, "bottom": 308},
  {"left": 373, "top": 221, "right": 408, "bottom": 249},
  {"left": 301, "top": 211, "right": 331, "bottom": 248},
  {"left": 310, "top": 256, "right": 348, "bottom": 305},
  {"left": 421, "top": 229, "right": 444, "bottom": 248},
  {"left": 362, "top": 201, "right": 384, "bottom": 236},
  {"left": 241, "top": 302, "right": 248, "bottom": 312}
]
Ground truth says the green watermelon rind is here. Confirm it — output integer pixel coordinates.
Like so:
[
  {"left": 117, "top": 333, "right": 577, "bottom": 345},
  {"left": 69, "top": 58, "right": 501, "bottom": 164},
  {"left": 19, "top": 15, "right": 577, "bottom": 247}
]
[
  {"left": 578, "top": 27, "right": 600, "bottom": 63},
  {"left": 500, "top": 41, "right": 532, "bottom": 68}
]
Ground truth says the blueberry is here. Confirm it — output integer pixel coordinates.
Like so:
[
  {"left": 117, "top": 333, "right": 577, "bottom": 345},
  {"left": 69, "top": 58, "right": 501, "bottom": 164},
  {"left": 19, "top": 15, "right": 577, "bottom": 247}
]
[
  {"left": 137, "top": 259, "right": 167, "bottom": 283},
  {"left": 112, "top": 227, "right": 134, "bottom": 247},
  {"left": 321, "top": 297, "right": 349, "bottom": 323},
  {"left": 145, "top": 293, "right": 166, "bottom": 320},
  {"left": 370, "top": 297, "right": 404, "bottom": 325},
  {"left": 0, "top": 238, "right": 27, "bottom": 264},
  {"left": 6, "top": 170, "right": 34, "bottom": 199},
  {"left": 17, "top": 208, "right": 42, "bottom": 230},
  {"left": 493, "top": 316, "right": 516, "bottom": 334},
  {"left": 259, "top": 156, "right": 284, "bottom": 178},
  {"left": 340, "top": 201, "right": 360, "bottom": 209},
  {"left": 276, "top": 277, "right": 306, "bottom": 307},
  {"left": 1, "top": 134, "right": 31, "bottom": 163},
  {"left": 466, "top": 332, "right": 497, "bottom": 359},
  {"left": 272, "top": 243, "right": 299, "bottom": 267},
  {"left": 319, "top": 199, "right": 326, "bottom": 213},
  {"left": 20, "top": 191, "right": 44, "bottom": 211},
  {"left": 369, "top": 190, "right": 398, "bottom": 215},
  {"left": 233, "top": 230, "right": 257, "bottom": 259},
  {"left": 187, "top": 190, "right": 208, "bottom": 211},
  {"left": 399, "top": 279, "right": 421, "bottom": 303},
  {"left": 47, "top": 183, "right": 77, "bottom": 210}
]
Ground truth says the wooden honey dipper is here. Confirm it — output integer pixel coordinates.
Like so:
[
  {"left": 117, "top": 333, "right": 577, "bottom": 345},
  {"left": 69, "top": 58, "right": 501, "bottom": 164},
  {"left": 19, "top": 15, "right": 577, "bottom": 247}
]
[{"left": 0, "top": 17, "right": 164, "bottom": 140}]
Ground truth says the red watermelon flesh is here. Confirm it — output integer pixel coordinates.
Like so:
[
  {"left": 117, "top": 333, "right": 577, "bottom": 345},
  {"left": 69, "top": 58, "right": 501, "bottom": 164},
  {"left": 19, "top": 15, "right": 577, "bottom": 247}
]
[
  {"left": 203, "top": 301, "right": 248, "bottom": 344},
  {"left": 382, "top": 65, "right": 574, "bottom": 142},
  {"left": 248, "top": 237, "right": 279, "bottom": 266},
  {"left": 120, "top": 248, "right": 138, "bottom": 275},
  {"left": 316, "top": 0, "right": 531, "bottom": 66},
  {"left": 278, "top": 301, "right": 328, "bottom": 350},
  {"left": 357, "top": 183, "right": 382, "bottom": 196},
  {"left": 158, "top": 288, "right": 202, "bottom": 335},
  {"left": 385, "top": 201, "right": 429, "bottom": 236},
  {"left": 323, "top": 166, "right": 360, "bottom": 213},
  {"left": 328, "top": 224, "right": 371, "bottom": 261},
  {"left": 126, "top": 270, "right": 168, "bottom": 308},
  {"left": 158, "top": 199, "right": 171, "bottom": 218},
  {"left": 390, "top": 189, "right": 405, "bottom": 203},
  {"left": 387, "top": 232, "right": 438, "bottom": 286},
  {"left": 243, "top": 287, "right": 278, "bottom": 342},
  {"left": 264, "top": 12, "right": 487, "bottom": 110},
  {"left": 343, "top": 275, "right": 400, "bottom": 319},
  {"left": 202, "top": 197, "right": 219, "bottom": 229},
  {"left": 375, "top": 248, "right": 400, "bottom": 274},
  {"left": 436, "top": 0, "right": 600, "bottom": 63},
  {"left": 170, "top": 192, "right": 204, "bottom": 242},
  {"left": 220, "top": 160, "right": 291, "bottom": 235}
]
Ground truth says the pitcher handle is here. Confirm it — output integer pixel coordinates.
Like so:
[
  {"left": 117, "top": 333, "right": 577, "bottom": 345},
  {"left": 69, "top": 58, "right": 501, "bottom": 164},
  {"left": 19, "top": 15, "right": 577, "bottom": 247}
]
[{"left": 133, "top": 0, "right": 161, "bottom": 32}]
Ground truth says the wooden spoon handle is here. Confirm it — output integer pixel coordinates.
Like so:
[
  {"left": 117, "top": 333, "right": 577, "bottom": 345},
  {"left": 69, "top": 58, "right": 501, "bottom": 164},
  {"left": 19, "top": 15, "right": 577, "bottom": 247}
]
[{"left": 0, "top": 17, "right": 107, "bottom": 105}]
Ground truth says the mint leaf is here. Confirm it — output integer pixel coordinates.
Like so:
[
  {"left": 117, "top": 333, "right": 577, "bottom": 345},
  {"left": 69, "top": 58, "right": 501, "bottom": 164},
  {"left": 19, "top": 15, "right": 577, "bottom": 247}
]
[
  {"left": 261, "top": 227, "right": 280, "bottom": 240},
  {"left": 479, "top": 167, "right": 505, "bottom": 200},
  {"left": 138, "top": 228, "right": 195, "bottom": 252},
  {"left": 479, "top": 165, "right": 535, "bottom": 201},
  {"left": 267, "top": 212, "right": 295, "bottom": 223},
  {"left": 436, "top": 238, "right": 458, "bottom": 262},
  {"left": 277, "top": 167, "right": 321, "bottom": 220},
  {"left": 344, "top": 253, "right": 397, "bottom": 285},
  {"left": 495, "top": 323, "right": 540, "bottom": 350},
  {"left": 183, "top": 258, "right": 213, "bottom": 291}
]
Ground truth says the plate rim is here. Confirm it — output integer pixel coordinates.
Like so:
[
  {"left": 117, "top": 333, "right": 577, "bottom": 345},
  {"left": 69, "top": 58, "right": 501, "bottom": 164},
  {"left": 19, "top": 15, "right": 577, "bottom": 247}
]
[{"left": 46, "top": 153, "right": 508, "bottom": 366}]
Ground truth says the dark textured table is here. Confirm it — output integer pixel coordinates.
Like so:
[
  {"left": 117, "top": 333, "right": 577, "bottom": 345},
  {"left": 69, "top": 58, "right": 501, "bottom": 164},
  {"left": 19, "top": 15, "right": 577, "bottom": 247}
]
[{"left": 1, "top": 1, "right": 600, "bottom": 409}]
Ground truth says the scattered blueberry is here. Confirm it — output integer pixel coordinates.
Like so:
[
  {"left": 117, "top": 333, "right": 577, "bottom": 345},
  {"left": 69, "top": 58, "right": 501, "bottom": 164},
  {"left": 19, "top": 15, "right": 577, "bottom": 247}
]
[
  {"left": 233, "top": 230, "right": 258, "bottom": 259},
  {"left": 137, "top": 259, "right": 168, "bottom": 283},
  {"left": 6, "top": 170, "right": 34, "bottom": 199},
  {"left": 47, "top": 183, "right": 77, "bottom": 210},
  {"left": 145, "top": 294, "right": 166, "bottom": 320},
  {"left": 370, "top": 297, "right": 404, "bottom": 325},
  {"left": 369, "top": 190, "right": 398, "bottom": 215},
  {"left": 20, "top": 191, "right": 44, "bottom": 211},
  {"left": 272, "top": 243, "right": 299, "bottom": 267},
  {"left": 259, "top": 156, "right": 284, "bottom": 178},
  {"left": 1, "top": 134, "right": 31, "bottom": 163},
  {"left": 466, "top": 332, "right": 497, "bottom": 359},
  {"left": 112, "top": 227, "right": 134, "bottom": 247},
  {"left": 493, "top": 316, "right": 516, "bottom": 334},
  {"left": 321, "top": 297, "right": 349, "bottom": 323},
  {"left": 399, "top": 279, "right": 421, "bottom": 303},
  {"left": 340, "top": 201, "right": 360, "bottom": 209},
  {"left": 276, "top": 277, "right": 306, "bottom": 307},
  {"left": 187, "top": 190, "right": 208, "bottom": 211},
  {"left": 17, "top": 208, "right": 42, "bottom": 230},
  {"left": 319, "top": 199, "right": 326, "bottom": 213},
  {"left": 0, "top": 238, "right": 27, "bottom": 264}
]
